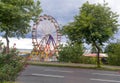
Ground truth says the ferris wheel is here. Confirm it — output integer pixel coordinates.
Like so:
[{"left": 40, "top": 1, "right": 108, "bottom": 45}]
[{"left": 32, "top": 14, "right": 61, "bottom": 60}]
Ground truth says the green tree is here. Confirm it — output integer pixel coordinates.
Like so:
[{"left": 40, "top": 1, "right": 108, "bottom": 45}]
[
  {"left": 63, "top": 2, "right": 119, "bottom": 67},
  {"left": 58, "top": 42, "right": 83, "bottom": 63},
  {"left": 105, "top": 42, "right": 120, "bottom": 65},
  {"left": 0, "top": 0, "right": 42, "bottom": 53}
]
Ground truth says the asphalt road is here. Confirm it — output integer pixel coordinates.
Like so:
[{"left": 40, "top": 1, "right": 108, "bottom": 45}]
[{"left": 16, "top": 65, "right": 120, "bottom": 83}]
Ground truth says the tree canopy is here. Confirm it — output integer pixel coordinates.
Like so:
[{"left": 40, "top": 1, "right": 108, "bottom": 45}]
[
  {"left": 0, "top": 0, "right": 42, "bottom": 53},
  {"left": 62, "top": 2, "right": 119, "bottom": 67},
  {"left": 105, "top": 41, "right": 120, "bottom": 65},
  {"left": 105, "top": 41, "right": 120, "bottom": 55}
]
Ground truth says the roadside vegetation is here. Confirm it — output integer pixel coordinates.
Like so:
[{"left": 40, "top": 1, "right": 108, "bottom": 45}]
[
  {"left": 58, "top": 42, "right": 97, "bottom": 64},
  {"left": 58, "top": 42, "right": 84, "bottom": 63},
  {"left": 105, "top": 41, "right": 120, "bottom": 66},
  {"left": 58, "top": 41, "right": 120, "bottom": 66},
  {"left": 0, "top": 41, "right": 25, "bottom": 83},
  {"left": 61, "top": 2, "right": 119, "bottom": 67},
  {"left": 0, "top": 0, "right": 42, "bottom": 82}
]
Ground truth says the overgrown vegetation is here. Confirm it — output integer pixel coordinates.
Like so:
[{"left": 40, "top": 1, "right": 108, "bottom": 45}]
[
  {"left": 58, "top": 42, "right": 97, "bottom": 64},
  {"left": 79, "top": 56, "right": 96, "bottom": 64},
  {"left": 62, "top": 1, "right": 119, "bottom": 67},
  {"left": 58, "top": 42, "right": 84, "bottom": 63},
  {"left": 0, "top": 41, "right": 25, "bottom": 83},
  {"left": 105, "top": 41, "right": 120, "bottom": 66},
  {"left": 0, "top": 0, "right": 42, "bottom": 81}
]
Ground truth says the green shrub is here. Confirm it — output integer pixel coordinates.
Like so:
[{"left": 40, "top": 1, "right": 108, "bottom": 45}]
[
  {"left": 58, "top": 43, "right": 83, "bottom": 63},
  {"left": 0, "top": 47, "right": 24, "bottom": 82},
  {"left": 107, "top": 54, "right": 120, "bottom": 66},
  {"left": 58, "top": 42, "right": 98, "bottom": 64},
  {"left": 79, "top": 56, "right": 97, "bottom": 64},
  {"left": 105, "top": 42, "right": 120, "bottom": 66}
]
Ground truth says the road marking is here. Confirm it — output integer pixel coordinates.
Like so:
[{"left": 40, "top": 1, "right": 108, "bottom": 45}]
[
  {"left": 44, "top": 69, "right": 73, "bottom": 73},
  {"left": 93, "top": 73, "right": 120, "bottom": 77},
  {"left": 32, "top": 73, "right": 64, "bottom": 78},
  {"left": 90, "top": 78, "right": 120, "bottom": 83}
]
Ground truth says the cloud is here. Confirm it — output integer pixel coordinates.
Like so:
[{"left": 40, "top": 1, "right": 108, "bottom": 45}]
[
  {"left": 0, "top": 37, "right": 33, "bottom": 49},
  {"left": 40, "top": 0, "right": 120, "bottom": 38},
  {"left": 40, "top": 0, "right": 87, "bottom": 25},
  {"left": 40, "top": 0, "right": 120, "bottom": 26},
  {"left": 0, "top": 37, "right": 66, "bottom": 49}
]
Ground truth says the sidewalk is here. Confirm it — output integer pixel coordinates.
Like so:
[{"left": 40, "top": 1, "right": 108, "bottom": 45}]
[{"left": 28, "top": 61, "right": 120, "bottom": 71}]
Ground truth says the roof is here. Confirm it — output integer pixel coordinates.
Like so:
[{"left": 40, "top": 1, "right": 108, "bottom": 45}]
[{"left": 83, "top": 53, "right": 108, "bottom": 57}]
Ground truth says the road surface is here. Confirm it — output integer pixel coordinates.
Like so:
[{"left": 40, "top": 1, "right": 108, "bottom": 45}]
[{"left": 16, "top": 65, "right": 120, "bottom": 83}]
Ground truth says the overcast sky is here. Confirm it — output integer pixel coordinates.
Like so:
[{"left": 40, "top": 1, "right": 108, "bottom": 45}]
[
  {"left": 1, "top": 0, "right": 120, "bottom": 49},
  {"left": 40, "top": 0, "right": 120, "bottom": 25}
]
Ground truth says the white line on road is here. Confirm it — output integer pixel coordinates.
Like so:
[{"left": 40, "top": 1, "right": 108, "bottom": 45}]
[
  {"left": 93, "top": 73, "right": 120, "bottom": 77},
  {"left": 44, "top": 69, "right": 73, "bottom": 73},
  {"left": 90, "top": 78, "right": 120, "bottom": 83},
  {"left": 32, "top": 73, "right": 64, "bottom": 78}
]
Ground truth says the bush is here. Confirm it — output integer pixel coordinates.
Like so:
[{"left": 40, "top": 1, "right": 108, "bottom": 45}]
[
  {"left": 79, "top": 56, "right": 97, "bottom": 64},
  {"left": 107, "top": 54, "right": 120, "bottom": 66},
  {"left": 58, "top": 43, "right": 84, "bottom": 63},
  {"left": 105, "top": 42, "right": 120, "bottom": 66},
  {"left": 0, "top": 47, "right": 24, "bottom": 82},
  {"left": 58, "top": 42, "right": 98, "bottom": 64}
]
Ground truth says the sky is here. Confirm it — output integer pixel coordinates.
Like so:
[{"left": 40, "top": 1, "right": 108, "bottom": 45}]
[
  {"left": 0, "top": 0, "right": 120, "bottom": 49},
  {"left": 40, "top": 0, "right": 120, "bottom": 25}
]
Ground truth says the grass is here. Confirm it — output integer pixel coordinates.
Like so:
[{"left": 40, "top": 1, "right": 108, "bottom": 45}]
[
  {"left": 0, "top": 81, "right": 15, "bottom": 83},
  {"left": 28, "top": 61, "right": 120, "bottom": 71}
]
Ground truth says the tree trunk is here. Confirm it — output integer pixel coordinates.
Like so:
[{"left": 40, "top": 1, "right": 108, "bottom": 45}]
[
  {"left": 97, "top": 48, "right": 101, "bottom": 68},
  {"left": 5, "top": 32, "right": 9, "bottom": 53},
  {"left": 93, "top": 42, "right": 101, "bottom": 68}
]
